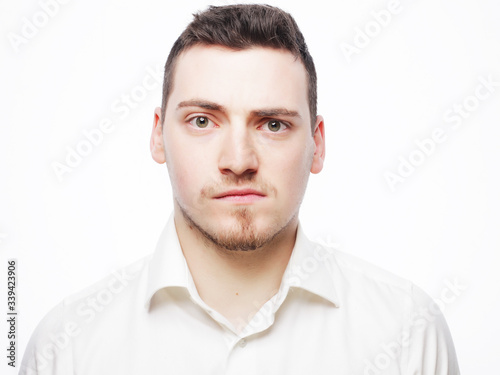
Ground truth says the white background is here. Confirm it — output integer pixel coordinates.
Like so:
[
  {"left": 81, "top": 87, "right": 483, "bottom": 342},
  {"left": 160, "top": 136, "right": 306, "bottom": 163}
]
[{"left": 1, "top": 0, "right": 499, "bottom": 373}]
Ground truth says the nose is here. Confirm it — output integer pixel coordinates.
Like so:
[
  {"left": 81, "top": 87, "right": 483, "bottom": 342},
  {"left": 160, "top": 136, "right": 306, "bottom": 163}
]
[{"left": 218, "top": 125, "right": 259, "bottom": 177}]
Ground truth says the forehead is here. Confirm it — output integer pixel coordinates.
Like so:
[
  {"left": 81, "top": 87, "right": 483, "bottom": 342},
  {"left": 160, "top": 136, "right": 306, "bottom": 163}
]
[{"left": 167, "top": 45, "right": 309, "bottom": 116}]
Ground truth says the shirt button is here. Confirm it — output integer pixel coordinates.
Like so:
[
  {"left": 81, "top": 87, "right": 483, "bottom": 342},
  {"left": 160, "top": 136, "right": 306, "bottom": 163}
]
[{"left": 239, "top": 339, "right": 247, "bottom": 348}]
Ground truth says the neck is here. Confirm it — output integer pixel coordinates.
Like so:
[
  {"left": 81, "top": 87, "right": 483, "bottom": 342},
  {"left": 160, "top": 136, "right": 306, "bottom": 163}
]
[{"left": 173, "top": 208, "right": 298, "bottom": 331}]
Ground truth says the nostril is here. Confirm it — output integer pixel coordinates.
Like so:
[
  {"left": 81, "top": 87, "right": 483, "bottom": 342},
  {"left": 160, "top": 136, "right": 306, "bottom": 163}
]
[{"left": 218, "top": 146, "right": 259, "bottom": 176}]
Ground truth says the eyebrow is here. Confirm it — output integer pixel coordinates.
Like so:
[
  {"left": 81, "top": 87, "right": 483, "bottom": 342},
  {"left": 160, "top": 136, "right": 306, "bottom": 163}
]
[
  {"left": 177, "top": 100, "right": 224, "bottom": 112},
  {"left": 176, "top": 99, "right": 302, "bottom": 119}
]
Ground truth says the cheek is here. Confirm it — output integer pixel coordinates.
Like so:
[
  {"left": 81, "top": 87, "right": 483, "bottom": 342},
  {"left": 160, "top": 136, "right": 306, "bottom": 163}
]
[
  {"left": 168, "top": 159, "right": 198, "bottom": 196},
  {"left": 274, "top": 141, "right": 314, "bottom": 199},
  {"left": 165, "top": 136, "right": 212, "bottom": 202},
  {"left": 165, "top": 139, "right": 195, "bottom": 195}
]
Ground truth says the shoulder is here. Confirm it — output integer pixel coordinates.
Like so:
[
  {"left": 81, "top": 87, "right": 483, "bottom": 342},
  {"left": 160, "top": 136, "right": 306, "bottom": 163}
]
[
  {"left": 63, "top": 255, "right": 150, "bottom": 307},
  {"left": 316, "top": 243, "right": 439, "bottom": 321},
  {"left": 20, "top": 255, "right": 151, "bottom": 374},
  {"left": 324, "top": 246, "right": 415, "bottom": 296},
  {"left": 321, "top": 245, "right": 460, "bottom": 373},
  {"left": 326, "top": 246, "right": 457, "bottom": 316}
]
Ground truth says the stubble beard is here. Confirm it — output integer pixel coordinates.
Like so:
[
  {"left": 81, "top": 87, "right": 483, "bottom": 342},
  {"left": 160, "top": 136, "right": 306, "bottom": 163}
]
[{"left": 177, "top": 199, "right": 294, "bottom": 252}]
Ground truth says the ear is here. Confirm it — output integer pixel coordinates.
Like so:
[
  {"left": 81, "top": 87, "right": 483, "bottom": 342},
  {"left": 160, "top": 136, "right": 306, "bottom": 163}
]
[
  {"left": 310, "top": 115, "right": 325, "bottom": 174},
  {"left": 150, "top": 107, "right": 166, "bottom": 164}
]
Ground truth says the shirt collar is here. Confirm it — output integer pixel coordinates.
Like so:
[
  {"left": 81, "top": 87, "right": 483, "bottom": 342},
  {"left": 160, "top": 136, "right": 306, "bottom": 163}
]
[
  {"left": 145, "top": 215, "right": 340, "bottom": 309},
  {"left": 145, "top": 214, "right": 189, "bottom": 308},
  {"left": 279, "top": 223, "right": 340, "bottom": 307}
]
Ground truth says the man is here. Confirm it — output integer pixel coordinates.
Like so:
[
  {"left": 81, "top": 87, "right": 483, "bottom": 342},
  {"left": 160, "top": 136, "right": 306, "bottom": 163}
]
[{"left": 21, "top": 4, "right": 460, "bottom": 374}]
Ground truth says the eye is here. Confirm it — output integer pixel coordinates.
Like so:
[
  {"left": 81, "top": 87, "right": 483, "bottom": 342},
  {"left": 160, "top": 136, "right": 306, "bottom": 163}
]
[
  {"left": 188, "top": 116, "right": 213, "bottom": 128},
  {"left": 265, "top": 120, "right": 286, "bottom": 132}
]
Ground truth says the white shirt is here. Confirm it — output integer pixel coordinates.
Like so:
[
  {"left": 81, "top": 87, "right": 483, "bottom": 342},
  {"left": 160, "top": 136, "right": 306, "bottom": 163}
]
[{"left": 21, "top": 215, "right": 460, "bottom": 374}]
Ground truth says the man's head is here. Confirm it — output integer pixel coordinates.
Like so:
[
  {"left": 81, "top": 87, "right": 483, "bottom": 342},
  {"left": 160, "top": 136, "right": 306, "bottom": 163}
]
[{"left": 151, "top": 4, "right": 325, "bottom": 252}]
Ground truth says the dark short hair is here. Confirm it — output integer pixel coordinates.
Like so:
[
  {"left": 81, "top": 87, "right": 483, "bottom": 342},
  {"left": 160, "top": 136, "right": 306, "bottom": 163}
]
[{"left": 160, "top": 4, "right": 317, "bottom": 131}]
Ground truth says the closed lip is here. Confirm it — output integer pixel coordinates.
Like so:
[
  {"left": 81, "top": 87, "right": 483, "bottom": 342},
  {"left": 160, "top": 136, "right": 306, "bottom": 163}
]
[{"left": 214, "top": 189, "right": 266, "bottom": 199}]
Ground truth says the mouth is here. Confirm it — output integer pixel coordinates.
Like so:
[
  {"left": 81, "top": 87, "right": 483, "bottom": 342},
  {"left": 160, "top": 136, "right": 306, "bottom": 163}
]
[{"left": 214, "top": 188, "right": 266, "bottom": 204}]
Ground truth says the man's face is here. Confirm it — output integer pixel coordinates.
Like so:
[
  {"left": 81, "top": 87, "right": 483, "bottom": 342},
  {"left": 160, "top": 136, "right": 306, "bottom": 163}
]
[{"left": 151, "top": 45, "right": 324, "bottom": 251}]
